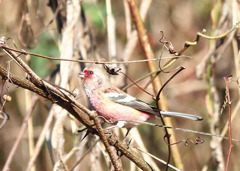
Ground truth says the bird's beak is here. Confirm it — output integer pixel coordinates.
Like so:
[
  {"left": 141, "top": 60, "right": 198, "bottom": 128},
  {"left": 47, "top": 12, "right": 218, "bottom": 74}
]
[{"left": 78, "top": 72, "right": 85, "bottom": 79}]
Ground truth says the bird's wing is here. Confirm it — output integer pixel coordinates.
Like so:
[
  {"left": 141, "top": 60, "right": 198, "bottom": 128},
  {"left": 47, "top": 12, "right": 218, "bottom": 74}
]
[
  {"left": 103, "top": 92, "right": 158, "bottom": 115},
  {"left": 104, "top": 90, "right": 203, "bottom": 121}
]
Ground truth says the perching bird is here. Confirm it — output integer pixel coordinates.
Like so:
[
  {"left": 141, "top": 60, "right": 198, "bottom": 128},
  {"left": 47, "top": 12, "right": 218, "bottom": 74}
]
[{"left": 78, "top": 66, "right": 203, "bottom": 128}]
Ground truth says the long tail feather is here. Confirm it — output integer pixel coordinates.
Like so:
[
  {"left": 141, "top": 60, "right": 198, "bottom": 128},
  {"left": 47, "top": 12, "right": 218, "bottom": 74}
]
[{"left": 160, "top": 111, "right": 203, "bottom": 121}]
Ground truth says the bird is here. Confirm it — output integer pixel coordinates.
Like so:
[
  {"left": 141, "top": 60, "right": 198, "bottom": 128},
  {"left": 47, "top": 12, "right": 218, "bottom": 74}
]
[{"left": 78, "top": 65, "right": 203, "bottom": 129}]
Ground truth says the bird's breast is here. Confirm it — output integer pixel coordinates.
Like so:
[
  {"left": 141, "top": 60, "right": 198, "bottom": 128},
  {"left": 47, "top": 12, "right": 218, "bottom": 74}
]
[{"left": 88, "top": 91, "right": 153, "bottom": 125}]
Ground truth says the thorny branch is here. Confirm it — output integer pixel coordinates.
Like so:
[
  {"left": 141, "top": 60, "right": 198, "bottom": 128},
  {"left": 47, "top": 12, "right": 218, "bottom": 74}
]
[
  {"left": 89, "top": 111, "right": 122, "bottom": 171},
  {"left": 0, "top": 39, "right": 152, "bottom": 171}
]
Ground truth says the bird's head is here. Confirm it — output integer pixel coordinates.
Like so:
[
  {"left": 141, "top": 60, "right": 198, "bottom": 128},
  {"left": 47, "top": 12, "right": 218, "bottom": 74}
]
[{"left": 78, "top": 66, "right": 111, "bottom": 90}]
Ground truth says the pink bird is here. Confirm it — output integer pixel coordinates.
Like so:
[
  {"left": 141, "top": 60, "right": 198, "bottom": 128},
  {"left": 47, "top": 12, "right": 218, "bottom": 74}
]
[{"left": 78, "top": 66, "right": 203, "bottom": 128}]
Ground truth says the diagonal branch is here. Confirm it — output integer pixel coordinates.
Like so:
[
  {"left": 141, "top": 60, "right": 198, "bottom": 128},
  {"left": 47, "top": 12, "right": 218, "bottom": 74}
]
[{"left": 0, "top": 51, "right": 152, "bottom": 171}]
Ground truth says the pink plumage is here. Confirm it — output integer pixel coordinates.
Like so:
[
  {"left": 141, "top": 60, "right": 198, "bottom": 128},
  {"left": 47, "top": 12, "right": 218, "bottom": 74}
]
[{"left": 78, "top": 66, "right": 202, "bottom": 128}]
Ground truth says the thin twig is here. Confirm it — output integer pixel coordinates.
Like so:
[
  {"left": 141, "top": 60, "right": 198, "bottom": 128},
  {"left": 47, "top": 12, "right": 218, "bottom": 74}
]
[
  {"left": 115, "top": 120, "right": 240, "bottom": 143},
  {"left": 2, "top": 95, "right": 39, "bottom": 171},
  {"left": 126, "top": 0, "right": 184, "bottom": 169},
  {"left": 155, "top": 66, "right": 185, "bottom": 170},
  {"left": 177, "top": 21, "right": 240, "bottom": 56},
  {"left": 0, "top": 44, "right": 190, "bottom": 64},
  {"left": 133, "top": 146, "right": 181, "bottom": 171},
  {"left": 26, "top": 105, "right": 55, "bottom": 171},
  {"left": 0, "top": 42, "right": 66, "bottom": 99},
  {"left": 69, "top": 139, "right": 99, "bottom": 171},
  {"left": 223, "top": 76, "right": 233, "bottom": 171}
]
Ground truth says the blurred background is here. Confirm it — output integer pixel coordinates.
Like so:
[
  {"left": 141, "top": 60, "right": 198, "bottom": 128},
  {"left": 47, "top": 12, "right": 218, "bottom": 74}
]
[{"left": 0, "top": 0, "right": 240, "bottom": 170}]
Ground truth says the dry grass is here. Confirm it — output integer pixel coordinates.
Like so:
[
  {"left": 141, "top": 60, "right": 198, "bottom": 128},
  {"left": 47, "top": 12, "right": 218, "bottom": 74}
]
[{"left": 0, "top": 0, "right": 240, "bottom": 170}]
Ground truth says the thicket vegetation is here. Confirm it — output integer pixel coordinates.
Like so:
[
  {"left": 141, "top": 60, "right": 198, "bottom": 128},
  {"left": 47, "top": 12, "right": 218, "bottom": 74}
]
[{"left": 0, "top": 0, "right": 240, "bottom": 170}]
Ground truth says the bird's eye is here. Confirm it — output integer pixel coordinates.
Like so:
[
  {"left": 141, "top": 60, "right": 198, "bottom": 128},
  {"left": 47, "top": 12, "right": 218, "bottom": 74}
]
[{"left": 89, "top": 71, "right": 94, "bottom": 75}]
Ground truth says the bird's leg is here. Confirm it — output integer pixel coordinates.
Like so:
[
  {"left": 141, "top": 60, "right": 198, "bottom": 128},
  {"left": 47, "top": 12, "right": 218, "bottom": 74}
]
[
  {"left": 122, "top": 128, "right": 133, "bottom": 147},
  {"left": 104, "top": 122, "right": 133, "bottom": 146},
  {"left": 104, "top": 129, "right": 113, "bottom": 138},
  {"left": 123, "top": 128, "right": 131, "bottom": 141},
  {"left": 103, "top": 125, "right": 118, "bottom": 138}
]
